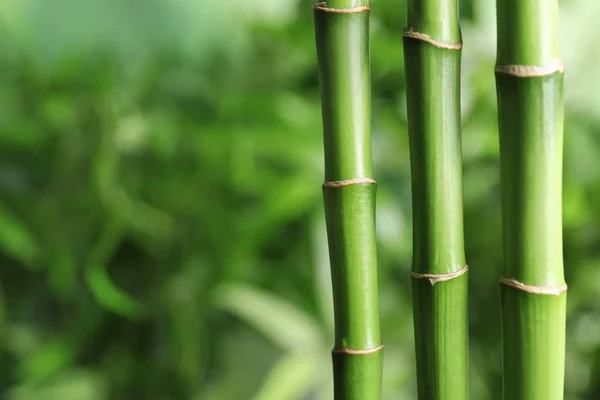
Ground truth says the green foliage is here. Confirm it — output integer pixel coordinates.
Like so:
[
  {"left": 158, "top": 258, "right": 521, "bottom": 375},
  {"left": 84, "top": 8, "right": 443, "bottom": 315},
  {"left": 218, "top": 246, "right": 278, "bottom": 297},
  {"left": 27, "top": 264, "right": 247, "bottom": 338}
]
[{"left": 0, "top": 0, "right": 598, "bottom": 399}]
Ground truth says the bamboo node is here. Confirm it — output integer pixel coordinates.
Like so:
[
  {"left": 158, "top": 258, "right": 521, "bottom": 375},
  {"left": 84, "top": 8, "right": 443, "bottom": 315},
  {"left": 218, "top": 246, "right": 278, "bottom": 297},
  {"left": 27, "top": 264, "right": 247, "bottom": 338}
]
[
  {"left": 403, "top": 28, "right": 462, "bottom": 50},
  {"left": 313, "top": 2, "right": 370, "bottom": 13},
  {"left": 411, "top": 265, "right": 468, "bottom": 285},
  {"left": 323, "top": 178, "right": 376, "bottom": 188},
  {"left": 495, "top": 58, "right": 564, "bottom": 77},
  {"left": 499, "top": 277, "right": 567, "bottom": 296},
  {"left": 332, "top": 344, "right": 384, "bottom": 355}
]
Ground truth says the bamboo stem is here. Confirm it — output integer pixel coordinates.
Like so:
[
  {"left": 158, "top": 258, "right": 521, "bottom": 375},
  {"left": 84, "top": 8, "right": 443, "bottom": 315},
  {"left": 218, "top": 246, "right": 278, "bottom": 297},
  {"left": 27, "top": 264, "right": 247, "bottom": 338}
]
[
  {"left": 313, "top": 1, "right": 382, "bottom": 399},
  {"left": 495, "top": 0, "right": 566, "bottom": 398},
  {"left": 403, "top": 0, "right": 468, "bottom": 397}
]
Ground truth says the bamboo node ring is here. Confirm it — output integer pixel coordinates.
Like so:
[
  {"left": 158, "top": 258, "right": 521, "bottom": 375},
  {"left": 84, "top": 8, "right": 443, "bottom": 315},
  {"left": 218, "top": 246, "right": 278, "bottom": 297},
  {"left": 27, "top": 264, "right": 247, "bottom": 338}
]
[
  {"left": 323, "top": 178, "right": 376, "bottom": 188},
  {"left": 332, "top": 344, "right": 384, "bottom": 355},
  {"left": 411, "top": 265, "right": 468, "bottom": 285},
  {"left": 495, "top": 58, "right": 564, "bottom": 77},
  {"left": 403, "top": 28, "right": 463, "bottom": 50},
  {"left": 499, "top": 277, "right": 567, "bottom": 296},
  {"left": 313, "top": 2, "right": 370, "bottom": 13}
]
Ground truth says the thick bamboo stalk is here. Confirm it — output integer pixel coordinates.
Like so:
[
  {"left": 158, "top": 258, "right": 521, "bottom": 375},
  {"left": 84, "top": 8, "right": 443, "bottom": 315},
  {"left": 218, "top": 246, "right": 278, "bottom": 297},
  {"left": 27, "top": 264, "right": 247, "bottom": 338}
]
[
  {"left": 402, "top": 0, "right": 468, "bottom": 398},
  {"left": 495, "top": 0, "right": 566, "bottom": 399},
  {"left": 313, "top": 1, "right": 383, "bottom": 399}
]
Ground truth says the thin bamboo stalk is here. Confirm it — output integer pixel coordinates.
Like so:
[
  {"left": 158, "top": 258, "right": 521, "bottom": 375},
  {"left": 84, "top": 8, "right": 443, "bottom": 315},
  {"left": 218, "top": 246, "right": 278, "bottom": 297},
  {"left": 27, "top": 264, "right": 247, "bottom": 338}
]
[
  {"left": 495, "top": 0, "right": 566, "bottom": 398},
  {"left": 403, "top": 0, "right": 468, "bottom": 398},
  {"left": 313, "top": 1, "right": 382, "bottom": 398}
]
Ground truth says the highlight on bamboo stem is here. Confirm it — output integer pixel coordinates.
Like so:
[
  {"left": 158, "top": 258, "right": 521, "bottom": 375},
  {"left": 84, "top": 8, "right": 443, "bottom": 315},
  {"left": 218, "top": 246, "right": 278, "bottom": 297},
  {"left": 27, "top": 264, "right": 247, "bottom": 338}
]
[
  {"left": 312, "top": 0, "right": 383, "bottom": 399},
  {"left": 402, "top": 0, "right": 468, "bottom": 397},
  {"left": 495, "top": 0, "right": 567, "bottom": 399}
]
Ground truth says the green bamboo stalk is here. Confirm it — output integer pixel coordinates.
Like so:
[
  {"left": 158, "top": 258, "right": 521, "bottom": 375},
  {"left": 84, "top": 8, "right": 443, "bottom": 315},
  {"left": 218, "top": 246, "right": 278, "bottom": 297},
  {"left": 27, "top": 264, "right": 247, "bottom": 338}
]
[
  {"left": 495, "top": 0, "right": 566, "bottom": 399},
  {"left": 402, "top": 0, "right": 468, "bottom": 398},
  {"left": 313, "top": 1, "right": 382, "bottom": 399}
]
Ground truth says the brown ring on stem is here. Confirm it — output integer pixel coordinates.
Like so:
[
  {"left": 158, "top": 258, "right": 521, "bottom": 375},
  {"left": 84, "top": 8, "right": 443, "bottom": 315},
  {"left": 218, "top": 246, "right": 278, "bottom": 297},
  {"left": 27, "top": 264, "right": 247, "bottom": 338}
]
[
  {"left": 323, "top": 178, "right": 376, "bottom": 188},
  {"left": 403, "top": 28, "right": 463, "bottom": 50},
  {"left": 313, "top": 2, "right": 370, "bottom": 13},
  {"left": 411, "top": 265, "right": 468, "bottom": 285},
  {"left": 332, "top": 343, "right": 384, "bottom": 355},
  {"left": 499, "top": 277, "right": 568, "bottom": 296},
  {"left": 495, "top": 58, "right": 564, "bottom": 77}
]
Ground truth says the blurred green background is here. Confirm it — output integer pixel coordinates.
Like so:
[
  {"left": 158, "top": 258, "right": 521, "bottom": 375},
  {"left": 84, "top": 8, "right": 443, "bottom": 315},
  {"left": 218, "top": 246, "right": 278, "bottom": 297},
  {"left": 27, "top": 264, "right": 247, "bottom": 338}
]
[{"left": 0, "top": 0, "right": 599, "bottom": 399}]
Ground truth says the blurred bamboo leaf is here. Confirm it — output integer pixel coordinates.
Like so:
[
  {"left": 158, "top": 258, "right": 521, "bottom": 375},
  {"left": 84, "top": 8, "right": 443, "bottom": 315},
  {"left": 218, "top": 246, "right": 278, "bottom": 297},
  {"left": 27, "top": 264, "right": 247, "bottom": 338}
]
[
  {"left": 214, "top": 283, "right": 322, "bottom": 350},
  {"left": 248, "top": 174, "right": 319, "bottom": 242},
  {"left": 48, "top": 249, "right": 77, "bottom": 299},
  {"left": 85, "top": 264, "right": 143, "bottom": 319},
  {"left": 8, "top": 370, "right": 107, "bottom": 400},
  {"left": 3, "top": 324, "right": 41, "bottom": 360},
  {"left": 252, "top": 352, "right": 319, "bottom": 400},
  {"left": 92, "top": 122, "right": 173, "bottom": 246},
  {"left": 18, "top": 339, "right": 74, "bottom": 383},
  {"left": 0, "top": 201, "right": 38, "bottom": 268}
]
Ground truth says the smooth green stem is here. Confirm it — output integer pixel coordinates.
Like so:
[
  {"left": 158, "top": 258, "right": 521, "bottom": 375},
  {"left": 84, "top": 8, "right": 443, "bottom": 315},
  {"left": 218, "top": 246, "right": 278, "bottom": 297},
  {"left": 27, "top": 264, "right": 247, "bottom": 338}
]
[
  {"left": 496, "top": 74, "right": 564, "bottom": 286},
  {"left": 405, "top": 0, "right": 464, "bottom": 278},
  {"left": 315, "top": 5, "right": 372, "bottom": 182},
  {"left": 496, "top": 0, "right": 558, "bottom": 66},
  {"left": 327, "top": 0, "right": 365, "bottom": 9},
  {"left": 403, "top": 0, "right": 468, "bottom": 398},
  {"left": 407, "top": 0, "right": 460, "bottom": 43},
  {"left": 411, "top": 274, "right": 468, "bottom": 399},
  {"left": 500, "top": 286, "right": 566, "bottom": 399},
  {"left": 496, "top": 0, "right": 566, "bottom": 399},
  {"left": 314, "top": 2, "right": 382, "bottom": 399}
]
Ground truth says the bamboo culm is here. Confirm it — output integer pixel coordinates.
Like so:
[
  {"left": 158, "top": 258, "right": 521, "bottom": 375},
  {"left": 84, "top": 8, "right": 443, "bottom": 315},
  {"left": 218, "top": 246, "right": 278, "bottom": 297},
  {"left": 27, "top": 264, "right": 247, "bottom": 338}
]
[
  {"left": 495, "top": 0, "right": 567, "bottom": 399},
  {"left": 313, "top": 0, "right": 383, "bottom": 399},
  {"left": 402, "top": 0, "right": 468, "bottom": 398}
]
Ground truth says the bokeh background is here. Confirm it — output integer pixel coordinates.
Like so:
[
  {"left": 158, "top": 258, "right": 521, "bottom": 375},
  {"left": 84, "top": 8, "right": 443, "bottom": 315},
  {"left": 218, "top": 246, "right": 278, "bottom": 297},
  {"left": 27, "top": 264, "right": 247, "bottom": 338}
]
[{"left": 0, "top": 0, "right": 599, "bottom": 398}]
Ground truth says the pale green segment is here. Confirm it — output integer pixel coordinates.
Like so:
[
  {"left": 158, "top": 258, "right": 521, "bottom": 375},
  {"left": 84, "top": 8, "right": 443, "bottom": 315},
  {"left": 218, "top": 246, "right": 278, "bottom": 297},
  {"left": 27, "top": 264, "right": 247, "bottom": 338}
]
[
  {"left": 332, "top": 351, "right": 383, "bottom": 400},
  {"left": 316, "top": 4, "right": 372, "bottom": 183},
  {"left": 407, "top": 0, "right": 460, "bottom": 43},
  {"left": 323, "top": 184, "right": 380, "bottom": 349},
  {"left": 496, "top": 74, "right": 564, "bottom": 286},
  {"left": 404, "top": 41, "right": 465, "bottom": 275},
  {"left": 501, "top": 287, "right": 566, "bottom": 400},
  {"left": 326, "top": 0, "right": 367, "bottom": 10},
  {"left": 496, "top": 0, "right": 559, "bottom": 65},
  {"left": 412, "top": 275, "right": 468, "bottom": 399}
]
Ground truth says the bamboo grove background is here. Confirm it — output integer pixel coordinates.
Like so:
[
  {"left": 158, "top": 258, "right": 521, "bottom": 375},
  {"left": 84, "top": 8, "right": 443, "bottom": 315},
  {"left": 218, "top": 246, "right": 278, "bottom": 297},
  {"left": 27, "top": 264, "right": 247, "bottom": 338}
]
[{"left": 0, "top": 0, "right": 599, "bottom": 398}]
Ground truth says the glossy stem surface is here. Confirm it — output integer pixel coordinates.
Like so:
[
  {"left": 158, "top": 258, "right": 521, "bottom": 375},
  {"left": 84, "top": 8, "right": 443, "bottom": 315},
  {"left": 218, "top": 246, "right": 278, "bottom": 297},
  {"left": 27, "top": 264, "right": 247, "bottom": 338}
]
[
  {"left": 404, "top": 23, "right": 464, "bottom": 277},
  {"left": 314, "top": 3, "right": 382, "bottom": 399},
  {"left": 496, "top": 0, "right": 566, "bottom": 398},
  {"left": 403, "top": 0, "right": 467, "bottom": 397}
]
